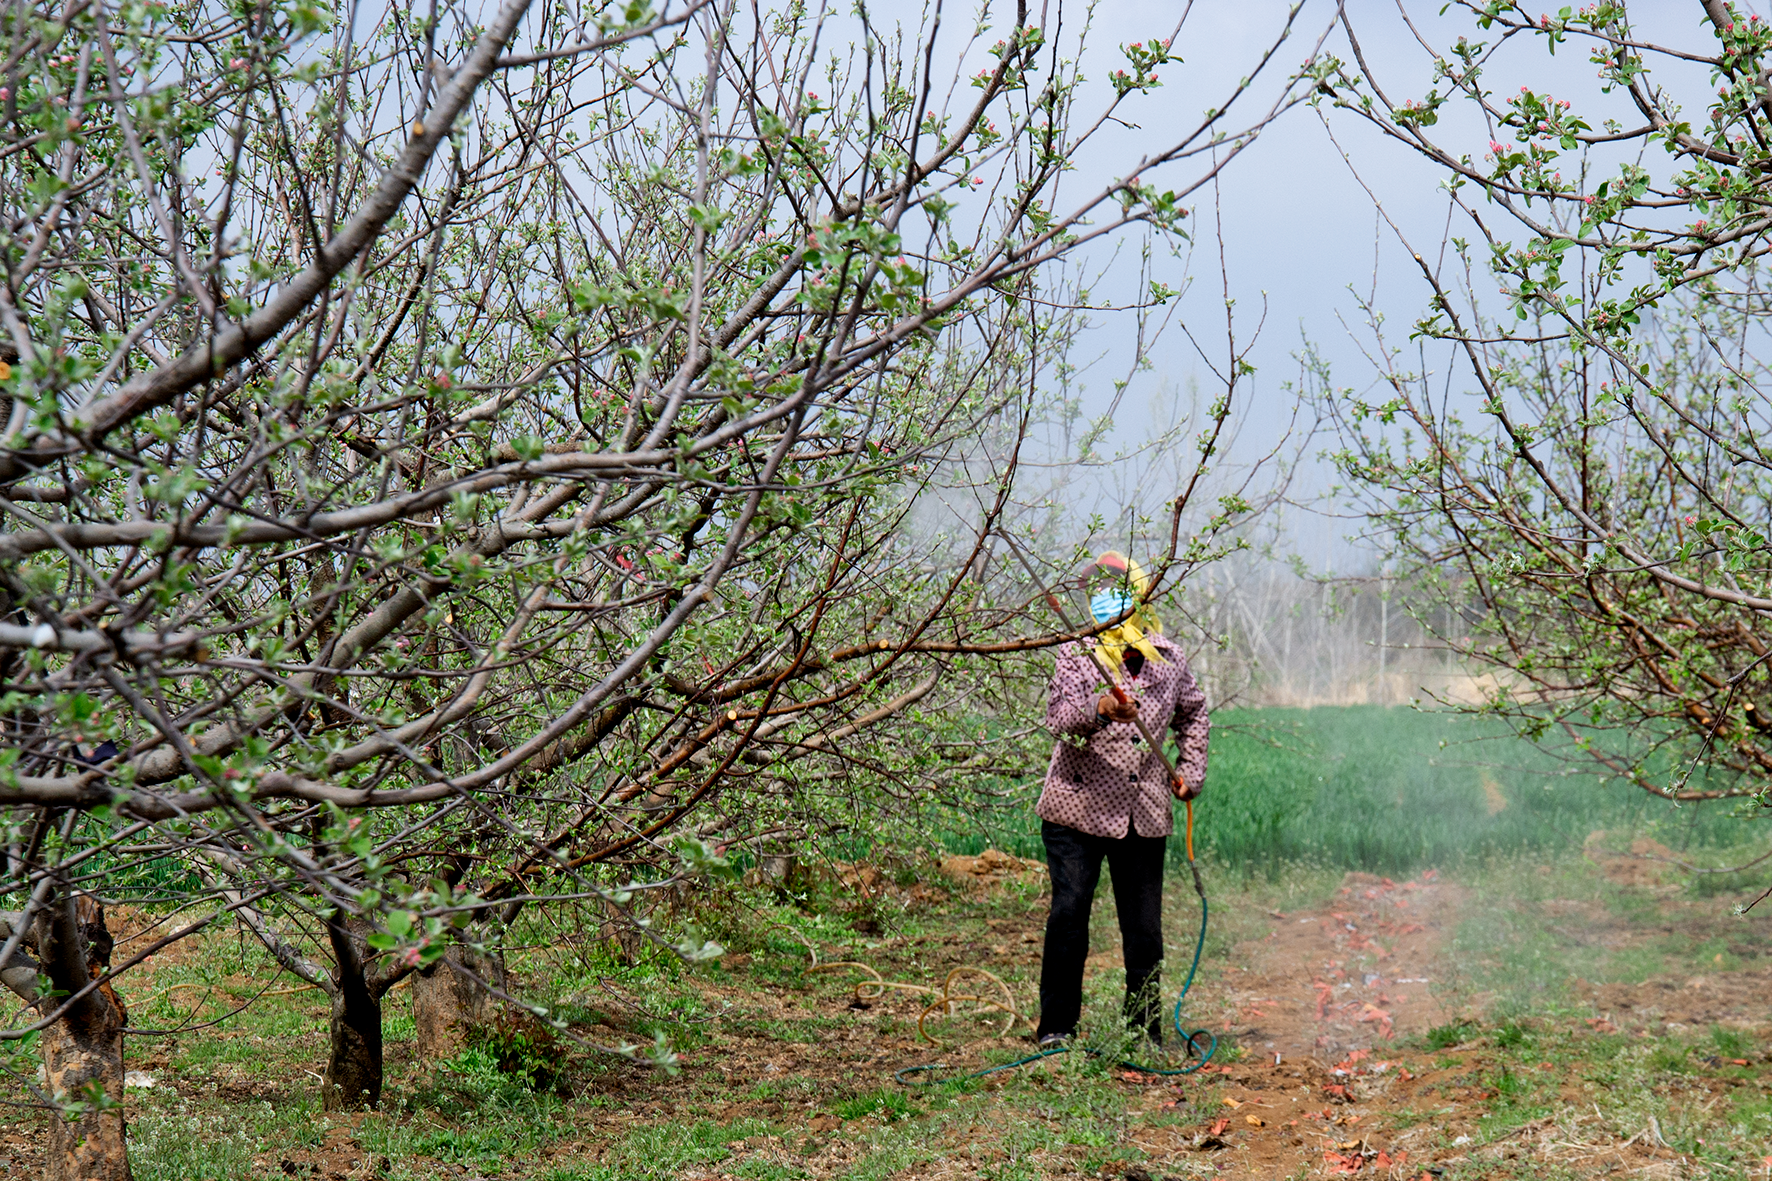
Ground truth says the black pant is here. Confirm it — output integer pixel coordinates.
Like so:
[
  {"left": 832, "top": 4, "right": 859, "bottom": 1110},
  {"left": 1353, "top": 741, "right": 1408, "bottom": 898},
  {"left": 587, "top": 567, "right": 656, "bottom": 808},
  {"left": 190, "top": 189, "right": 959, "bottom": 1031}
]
[{"left": 1037, "top": 820, "right": 1168, "bottom": 1043}]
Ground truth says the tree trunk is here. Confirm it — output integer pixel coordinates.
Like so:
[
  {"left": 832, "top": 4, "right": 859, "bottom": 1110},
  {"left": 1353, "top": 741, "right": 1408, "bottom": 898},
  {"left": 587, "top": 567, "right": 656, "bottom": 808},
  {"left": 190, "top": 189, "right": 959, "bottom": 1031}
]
[
  {"left": 321, "top": 919, "right": 382, "bottom": 1111},
  {"left": 411, "top": 947, "right": 496, "bottom": 1061},
  {"left": 41, "top": 984, "right": 131, "bottom": 1181},
  {"left": 36, "top": 893, "right": 131, "bottom": 1181}
]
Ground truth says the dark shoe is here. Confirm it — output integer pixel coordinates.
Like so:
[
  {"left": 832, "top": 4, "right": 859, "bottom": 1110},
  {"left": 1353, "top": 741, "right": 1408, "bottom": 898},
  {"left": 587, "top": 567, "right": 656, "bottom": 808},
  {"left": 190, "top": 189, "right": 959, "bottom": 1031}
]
[{"left": 1037, "top": 1031, "right": 1073, "bottom": 1049}]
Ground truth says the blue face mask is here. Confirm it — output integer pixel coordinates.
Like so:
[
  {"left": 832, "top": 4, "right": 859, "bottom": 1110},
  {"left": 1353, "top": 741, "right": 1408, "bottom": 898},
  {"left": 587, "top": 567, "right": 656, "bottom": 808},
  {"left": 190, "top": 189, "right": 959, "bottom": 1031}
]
[{"left": 1090, "top": 589, "right": 1135, "bottom": 624}]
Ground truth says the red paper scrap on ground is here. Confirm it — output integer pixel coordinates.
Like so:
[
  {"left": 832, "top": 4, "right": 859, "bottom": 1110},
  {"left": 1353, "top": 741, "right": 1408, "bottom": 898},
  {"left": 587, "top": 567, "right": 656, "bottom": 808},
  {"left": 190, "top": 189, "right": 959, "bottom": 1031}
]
[{"left": 1355, "top": 1002, "right": 1394, "bottom": 1039}]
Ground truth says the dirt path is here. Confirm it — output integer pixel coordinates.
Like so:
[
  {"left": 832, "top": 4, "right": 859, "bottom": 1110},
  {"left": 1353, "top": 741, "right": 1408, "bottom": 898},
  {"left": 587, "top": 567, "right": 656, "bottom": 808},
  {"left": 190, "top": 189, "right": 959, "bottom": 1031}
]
[
  {"left": 1207, "top": 869, "right": 1464, "bottom": 1062},
  {"left": 1093, "top": 867, "right": 1770, "bottom": 1181},
  {"left": 1097, "top": 869, "right": 1481, "bottom": 1180}
]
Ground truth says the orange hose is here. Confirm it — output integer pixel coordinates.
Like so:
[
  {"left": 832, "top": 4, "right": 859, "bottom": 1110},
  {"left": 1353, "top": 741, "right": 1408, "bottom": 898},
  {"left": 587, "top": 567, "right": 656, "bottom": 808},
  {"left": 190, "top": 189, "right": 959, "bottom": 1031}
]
[{"left": 1185, "top": 798, "right": 1195, "bottom": 863}]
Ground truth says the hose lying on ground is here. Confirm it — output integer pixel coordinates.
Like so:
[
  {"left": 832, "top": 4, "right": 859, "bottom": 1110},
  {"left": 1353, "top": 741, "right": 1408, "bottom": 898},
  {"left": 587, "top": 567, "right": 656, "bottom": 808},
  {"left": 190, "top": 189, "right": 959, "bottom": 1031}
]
[{"left": 810, "top": 962, "right": 1022, "bottom": 1044}]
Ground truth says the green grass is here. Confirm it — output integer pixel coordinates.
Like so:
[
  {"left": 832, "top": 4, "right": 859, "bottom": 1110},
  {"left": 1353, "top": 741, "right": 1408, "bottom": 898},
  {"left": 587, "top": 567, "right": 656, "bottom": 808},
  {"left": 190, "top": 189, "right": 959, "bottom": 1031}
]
[
  {"left": 1710, "top": 1025, "right": 1753, "bottom": 1058},
  {"left": 831, "top": 1088, "right": 917, "bottom": 1121},
  {"left": 944, "top": 706, "right": 1757, "bottom": 877},
  {"left": 538, "top": 1117, "right": 778, "bottom": 1181},
  {"left": 1200, "top": 707, "right": 1750, "bottom": 875},
  {"left": 1424, "top": 1020, "right": 1475, "bottom": 1050}
]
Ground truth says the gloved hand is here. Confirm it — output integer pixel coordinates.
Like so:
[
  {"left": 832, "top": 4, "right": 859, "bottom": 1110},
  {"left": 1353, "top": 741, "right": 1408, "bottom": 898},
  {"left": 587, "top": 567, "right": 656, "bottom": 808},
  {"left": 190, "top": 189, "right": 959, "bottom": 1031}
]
[{"left": 1095, "top": 695, "right": 1139, "bottom": 724}]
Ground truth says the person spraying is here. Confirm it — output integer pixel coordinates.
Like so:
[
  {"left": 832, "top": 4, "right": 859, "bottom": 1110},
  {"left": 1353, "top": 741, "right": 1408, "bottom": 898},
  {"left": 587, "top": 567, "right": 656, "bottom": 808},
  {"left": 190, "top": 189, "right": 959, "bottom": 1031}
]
[{"left": 1033, "top": 551, "right": 1209, "bottom": 1047}]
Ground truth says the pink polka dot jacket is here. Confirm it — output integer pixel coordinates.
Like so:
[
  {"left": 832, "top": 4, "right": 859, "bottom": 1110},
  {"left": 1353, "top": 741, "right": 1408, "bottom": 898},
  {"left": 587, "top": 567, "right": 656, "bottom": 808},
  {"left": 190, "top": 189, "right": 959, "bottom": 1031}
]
[{"left": 1037, "top": 633, "right": 1210, "bottom": 839}]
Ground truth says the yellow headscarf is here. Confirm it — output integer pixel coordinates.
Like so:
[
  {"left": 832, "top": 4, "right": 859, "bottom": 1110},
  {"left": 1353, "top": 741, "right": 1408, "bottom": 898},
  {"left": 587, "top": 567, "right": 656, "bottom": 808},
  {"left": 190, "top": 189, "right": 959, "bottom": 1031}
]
[{"left": 1087, "top": 551, "right": 1165, "bottom": 675}]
